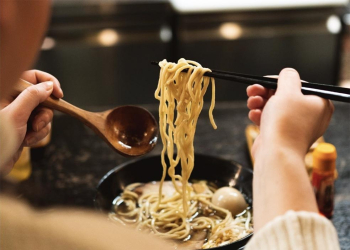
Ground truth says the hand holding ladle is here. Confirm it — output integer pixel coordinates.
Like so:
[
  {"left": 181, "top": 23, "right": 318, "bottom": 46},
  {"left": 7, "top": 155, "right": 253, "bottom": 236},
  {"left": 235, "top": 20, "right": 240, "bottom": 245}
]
[{"left": 13, "top": 79, "right": 158, "bottom": 157}]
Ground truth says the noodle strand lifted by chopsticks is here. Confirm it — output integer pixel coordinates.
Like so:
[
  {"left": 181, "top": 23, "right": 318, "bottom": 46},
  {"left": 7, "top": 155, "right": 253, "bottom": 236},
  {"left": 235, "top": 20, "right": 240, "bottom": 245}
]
[{"left": 154, "top": 58, "right": 217, "bottom": 216}]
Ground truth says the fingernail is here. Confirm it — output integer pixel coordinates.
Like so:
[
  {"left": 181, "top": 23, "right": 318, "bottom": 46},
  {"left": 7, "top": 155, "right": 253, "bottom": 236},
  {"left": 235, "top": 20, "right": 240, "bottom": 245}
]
[
  {"left": 282, "top": 68, "right": 298, "bottom": 75},
  {"left": 45, "top": 81, "right": 53, "bottom": 90},
  {"left": 36, "top": 121, "right": 46, "bottom": 131}
]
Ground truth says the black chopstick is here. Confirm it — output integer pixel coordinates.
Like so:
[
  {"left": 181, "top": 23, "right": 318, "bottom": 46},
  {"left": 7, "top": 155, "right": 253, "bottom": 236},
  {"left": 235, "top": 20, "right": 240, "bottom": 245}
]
[
  {"left": 211, "top": 69, "right": 350, "bottom": 94},
  {"left": 151, "top": 61, "right": 350, "bottom": 103}
]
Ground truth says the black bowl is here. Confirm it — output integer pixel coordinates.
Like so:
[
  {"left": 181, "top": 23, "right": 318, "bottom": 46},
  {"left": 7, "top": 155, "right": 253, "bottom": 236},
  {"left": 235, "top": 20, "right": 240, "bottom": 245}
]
[{"left": 94, "top": 154, "right": 253, "bottom": 250}]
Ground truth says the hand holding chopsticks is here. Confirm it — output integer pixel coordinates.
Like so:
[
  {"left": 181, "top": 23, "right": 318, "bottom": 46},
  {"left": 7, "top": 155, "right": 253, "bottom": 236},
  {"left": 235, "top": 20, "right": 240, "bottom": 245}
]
[{"left": 151, "top": 61, "right": 350, "bottom": 103}]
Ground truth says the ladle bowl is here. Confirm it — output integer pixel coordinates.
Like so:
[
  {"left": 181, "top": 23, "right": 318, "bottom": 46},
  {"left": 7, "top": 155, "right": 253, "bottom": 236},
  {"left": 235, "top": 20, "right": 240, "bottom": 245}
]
[
  {"left": 13, "top": 79, "right": 158, "bottom": 157},
  {"left": 105, "top": 106, "right": 158, "bottom": 156}
]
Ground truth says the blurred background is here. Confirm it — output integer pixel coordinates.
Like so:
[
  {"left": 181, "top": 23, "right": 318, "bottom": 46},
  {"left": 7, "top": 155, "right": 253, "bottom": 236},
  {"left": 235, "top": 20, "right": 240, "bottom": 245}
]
[{"left": 36, "top": 0, "right": 350, "bottom": 108}]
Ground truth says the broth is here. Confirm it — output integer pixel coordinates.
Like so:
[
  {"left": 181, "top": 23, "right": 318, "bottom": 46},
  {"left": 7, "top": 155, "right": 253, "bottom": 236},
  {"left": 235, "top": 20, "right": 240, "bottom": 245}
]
[{"left": 108, "top": 181, "right": 253, "bottom": 249}]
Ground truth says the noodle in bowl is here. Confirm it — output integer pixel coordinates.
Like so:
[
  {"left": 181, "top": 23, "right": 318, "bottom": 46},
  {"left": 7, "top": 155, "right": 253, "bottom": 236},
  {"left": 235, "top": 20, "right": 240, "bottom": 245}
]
[{"left": 95, "top": 154, "right": 253, "bottom": 250}]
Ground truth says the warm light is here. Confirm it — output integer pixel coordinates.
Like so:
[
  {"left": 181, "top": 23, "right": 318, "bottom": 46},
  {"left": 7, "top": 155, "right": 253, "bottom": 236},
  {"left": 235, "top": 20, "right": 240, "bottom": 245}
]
[
  {"left": 97, "top": 29, "right": 119, "bottom": 47},
  {"left": 159, "top": 25, "right": 172, "bottom": 42},
  {"left": 219, "top": 22, "right": 242, "bottom": 40},
  {"left": 41, "top": 37, "right": 56, "bottom": 50},
  {"left": 326, "top": 15, "right": 341, "bottom": 34}
]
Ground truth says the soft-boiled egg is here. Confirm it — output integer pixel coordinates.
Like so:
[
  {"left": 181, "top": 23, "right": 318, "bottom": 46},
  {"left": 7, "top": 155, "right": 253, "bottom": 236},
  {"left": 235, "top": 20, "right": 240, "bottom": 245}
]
[{"left": 212, "top": 187, "right": 248, "bottom": 216}]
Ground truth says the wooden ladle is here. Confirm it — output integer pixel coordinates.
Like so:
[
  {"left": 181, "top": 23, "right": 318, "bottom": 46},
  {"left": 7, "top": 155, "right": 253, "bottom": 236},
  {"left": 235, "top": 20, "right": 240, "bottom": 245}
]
[{"left": 13, "top": 79, "right": 158, "bottom": 157}]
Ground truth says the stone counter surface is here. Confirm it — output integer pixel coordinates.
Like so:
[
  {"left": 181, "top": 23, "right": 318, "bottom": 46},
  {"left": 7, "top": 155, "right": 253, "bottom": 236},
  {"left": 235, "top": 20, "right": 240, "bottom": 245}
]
[{"left": 10, "top": 101, "right": 350, "bottom": 249}]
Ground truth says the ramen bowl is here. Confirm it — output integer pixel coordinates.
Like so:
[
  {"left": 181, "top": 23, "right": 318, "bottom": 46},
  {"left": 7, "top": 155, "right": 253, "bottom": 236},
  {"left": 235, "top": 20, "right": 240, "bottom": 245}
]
[{"left": 94, "top": 154, "right": 253, "bottom": 250}]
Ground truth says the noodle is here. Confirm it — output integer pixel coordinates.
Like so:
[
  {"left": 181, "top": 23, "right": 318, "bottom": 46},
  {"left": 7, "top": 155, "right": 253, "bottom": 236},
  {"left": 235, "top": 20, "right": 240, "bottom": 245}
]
[
  {"left": 154, "top": 58, "right": 217, "bottom": 216},
  {"left": 109, "top": 59, "right": 253, "bottom": 249}
]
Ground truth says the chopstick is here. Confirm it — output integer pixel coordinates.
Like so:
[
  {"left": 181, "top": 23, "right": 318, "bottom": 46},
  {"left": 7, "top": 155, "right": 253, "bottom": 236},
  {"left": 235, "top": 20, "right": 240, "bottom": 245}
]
[{"left": 151, "top": 61, "right": 350, "bottom": 103}]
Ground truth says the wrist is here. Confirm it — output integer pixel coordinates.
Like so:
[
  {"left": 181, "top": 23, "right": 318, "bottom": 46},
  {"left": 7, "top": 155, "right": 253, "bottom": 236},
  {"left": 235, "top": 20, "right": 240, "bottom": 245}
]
[
  {"left": 255, "top": 140, "right": 306, "bottom": 166},
  {"left": 260, "top": 133, "right": 309, "bottom": 155}
]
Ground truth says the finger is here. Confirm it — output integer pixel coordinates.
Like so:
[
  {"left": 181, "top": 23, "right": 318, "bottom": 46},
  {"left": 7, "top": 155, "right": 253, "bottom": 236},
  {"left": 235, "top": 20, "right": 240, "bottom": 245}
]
[
  {"left": 8, "top": 81, "right": 53, "bottom": 124},
  {"left": 307, "top": 95, "right": 335, "bottom": 121},
  {"left": 21, "top": 70, "right": 63, "bottom": 98},
  {"left": 31, "top": 107, "right": 53, "bottom": 132},
  {"left": 264, "top": 75, "right": 279, "bottom": 97},
  {"left": 248, "top": 109, "right": 262, "bottom": 126},
  {"left": 265, "top": 75, "right": 309, "bottom": 84},
  {"left": 325, "top": 100, "right": 334, "bottom": 125},
  {"left": 24, "top": 123, "right": 51, "bottom": 147},
  {"left": 247, "top": 96, "right": 267, "bottom": 110},
  {"left": 268, "top": 89, "right": 276, "bottom": 98},
  {"left": 247, "top": 84, "right": 270, "bottom": 98},
  {"left": 329, "top": 100, "right": 335, "bottom": 114},
  {"left": 0, "top": 99, "right": 10, "bottom": 109},
  {"left": 276, "top": 68, "right": 302, "bottom": 96}
]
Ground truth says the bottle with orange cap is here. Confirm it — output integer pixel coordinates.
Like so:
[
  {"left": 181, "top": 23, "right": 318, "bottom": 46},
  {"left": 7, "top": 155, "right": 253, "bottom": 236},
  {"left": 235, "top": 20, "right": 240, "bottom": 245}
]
[{"left": 311, "top": 142, "right": 337, "bottom": 218}]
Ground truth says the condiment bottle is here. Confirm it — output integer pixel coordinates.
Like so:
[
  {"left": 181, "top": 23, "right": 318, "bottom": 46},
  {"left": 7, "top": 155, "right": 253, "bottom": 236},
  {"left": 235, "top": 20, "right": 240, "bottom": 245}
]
[
  {"left": 7, "top": 129, "right": 52, "bottom": 182},
  {"left": 311, "top": 143, "right": 337, "bottom": 218},
  {"left": 7, "top": 147, "right": 32, "bottom": 181}
]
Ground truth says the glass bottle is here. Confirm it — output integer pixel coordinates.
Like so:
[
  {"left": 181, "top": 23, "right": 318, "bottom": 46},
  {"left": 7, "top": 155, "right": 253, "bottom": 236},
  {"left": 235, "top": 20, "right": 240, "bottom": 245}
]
[{"left": 311, "top": 143, "right": 337, "bottom": 218}]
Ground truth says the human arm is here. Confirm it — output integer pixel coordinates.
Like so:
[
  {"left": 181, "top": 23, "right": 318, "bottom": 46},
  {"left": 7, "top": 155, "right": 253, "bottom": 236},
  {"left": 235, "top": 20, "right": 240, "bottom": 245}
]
[{"left": 246, "top": 68, "right": 334, "bottom": 231}]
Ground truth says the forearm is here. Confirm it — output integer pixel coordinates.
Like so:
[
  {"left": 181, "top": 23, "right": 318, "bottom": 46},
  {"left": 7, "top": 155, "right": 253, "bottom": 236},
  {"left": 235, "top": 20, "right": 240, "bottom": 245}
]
[{"left": 253, "top": 143, "right": 318, "bottom": 231}]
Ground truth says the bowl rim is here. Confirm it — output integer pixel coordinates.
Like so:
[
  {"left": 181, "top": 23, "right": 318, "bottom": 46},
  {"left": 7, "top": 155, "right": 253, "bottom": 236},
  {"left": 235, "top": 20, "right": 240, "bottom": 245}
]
[{"left": 95, "top": 153, "right": 253, "bottom": 191}]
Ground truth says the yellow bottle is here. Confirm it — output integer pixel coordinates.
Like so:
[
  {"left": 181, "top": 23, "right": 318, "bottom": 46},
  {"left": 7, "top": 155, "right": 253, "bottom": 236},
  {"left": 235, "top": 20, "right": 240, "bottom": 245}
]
[
  {"left": 7, "top": 147, "right": 32, "bottom": 181},
  {"left": 311, "top": 143, "right": 337, "bottom": 218},
  {"left": 7, "top": 128, "right": 52, "bottom": 182}
]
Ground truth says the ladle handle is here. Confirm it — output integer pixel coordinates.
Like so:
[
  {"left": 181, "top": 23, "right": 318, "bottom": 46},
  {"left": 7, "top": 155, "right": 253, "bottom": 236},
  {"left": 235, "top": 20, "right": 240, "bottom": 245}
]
[{"left": 13, "top": 79, "right": 92, "bottom": 122}]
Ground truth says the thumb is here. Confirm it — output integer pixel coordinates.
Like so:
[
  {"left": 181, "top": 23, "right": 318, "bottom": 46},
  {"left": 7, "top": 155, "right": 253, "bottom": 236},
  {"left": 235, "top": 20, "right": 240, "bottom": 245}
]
[
  {"left": 275, "top": 68, "right": 302, "bottom": 96},
  {"left": 8, "top": 81, "right": 53, "bottom": 123}
]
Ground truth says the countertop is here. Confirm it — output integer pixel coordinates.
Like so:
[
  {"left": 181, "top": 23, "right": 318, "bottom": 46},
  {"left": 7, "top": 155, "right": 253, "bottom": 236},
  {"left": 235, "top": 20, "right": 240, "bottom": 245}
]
[{"left": 8, "top": 101, "right": 350, "bottom": 249}]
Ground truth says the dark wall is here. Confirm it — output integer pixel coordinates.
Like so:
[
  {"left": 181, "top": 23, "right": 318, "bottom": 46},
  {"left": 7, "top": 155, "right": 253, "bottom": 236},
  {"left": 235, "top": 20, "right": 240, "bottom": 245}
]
[{"left": 35, "top": 2, "right": 344, "bottom": 108}]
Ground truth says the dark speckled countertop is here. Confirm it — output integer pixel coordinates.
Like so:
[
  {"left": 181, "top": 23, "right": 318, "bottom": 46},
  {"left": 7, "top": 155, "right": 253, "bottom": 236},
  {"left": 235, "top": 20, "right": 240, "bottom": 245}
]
[{"left": 9, "top": 101, "right": 350, "bottom": 250}]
